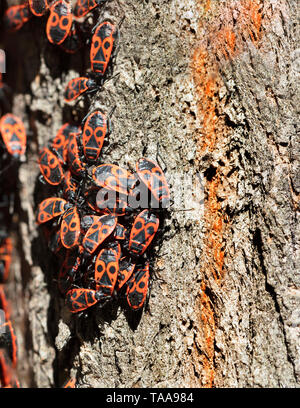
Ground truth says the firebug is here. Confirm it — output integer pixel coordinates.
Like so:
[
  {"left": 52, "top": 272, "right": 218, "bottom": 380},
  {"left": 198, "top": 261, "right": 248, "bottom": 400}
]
[
  {"left": 126, "top": 262, "right": 150, "bottom": 310},
  {"left": 94, "top": 246, "right": 119, "bottom": 296},
  {"left": 60, "top": 206, "right": 81, "bottom": 249},
  {"left": 36, "top": 197, "right": 70, "bottom": 224},
  {"left": 65, "top": 288, "right": 105, "bottom": 313},
  {"left": 38, "top": 147, "right": 64, "bottom": 185},
  {"left": 0, "top": 114, "right": 26, "bottom": 158},
  {"left": 3, "top": 4, "right": 31, "bottom": 32},
  {"left": 46, "top": 0, "right": 73, "bottom": 45},
  {"left": 90, "top": 20, "right": 118, "bottom": 75},
  {"left": 91, "top": 164, "right": 137, "bottom": 196},
  {"left": 64, "top": 77, "right": 97, "bottom": 102},
  {"left": 129, "top": 209, "right": 159, "bottom": 257},
  {"left": 82, "top": 110, "right": 109, "bottom": 162},
  {"left": 82, "top": 214, "right": 117, "bottom": 254}
]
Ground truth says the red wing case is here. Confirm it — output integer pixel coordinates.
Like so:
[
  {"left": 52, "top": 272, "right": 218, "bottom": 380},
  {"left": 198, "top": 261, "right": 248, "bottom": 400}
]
[
  {"left": 94, "top": 247, "right": 119, "bottom": 296},
  {"left": 82, "top": 214, "right": 117, "bottom": 254},
  {"left": 129, "top": 209, "right": 159, "bottom": 256},
  {"left": 60, "top": 207, "right": 81, "bottom": 249},
  {"left": 0, "top": 114, "right": 26, "bottom": 157},
  {"left": 37, "top": 197, "right": 68, "bottom": 224},
  {"left": 126, "top": 263, "right": 150, "bottom": 310},
  {"left": 82, "top": 110, "right": 107, "bottom": 162},
  {"left": 90, "top": 21, "right": 116, "bottom": 75},
  {"left": 66, "top": 288, "right": 101, "bottom": 313},
  {"left": 38, "top": 147, "right": 64, "bottom": 185},
  {"left": 46, "top": 0, "right": 73, "bottom": 45}
]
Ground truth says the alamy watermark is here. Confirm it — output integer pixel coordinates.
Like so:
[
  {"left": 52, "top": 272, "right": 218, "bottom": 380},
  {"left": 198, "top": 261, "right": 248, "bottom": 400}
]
[{"left": 95, "top": 170, "right": 205, "bottom": 221}]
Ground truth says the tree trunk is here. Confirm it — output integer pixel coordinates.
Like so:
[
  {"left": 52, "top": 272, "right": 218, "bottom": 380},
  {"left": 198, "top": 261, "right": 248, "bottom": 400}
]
[{"left": 2, "top": 0, "right": 299, "bottom": 388}]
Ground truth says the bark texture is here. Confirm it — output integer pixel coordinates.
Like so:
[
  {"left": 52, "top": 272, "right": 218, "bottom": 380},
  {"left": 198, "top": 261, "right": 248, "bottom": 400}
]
[{"left": 2, "top": 0, "right": 299, "bottom": 388}]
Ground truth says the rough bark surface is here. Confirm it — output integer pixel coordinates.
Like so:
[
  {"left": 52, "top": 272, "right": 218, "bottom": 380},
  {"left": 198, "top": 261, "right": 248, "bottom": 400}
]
[{"left": 2, "top": 0, "right": 299, "bottom": 388}]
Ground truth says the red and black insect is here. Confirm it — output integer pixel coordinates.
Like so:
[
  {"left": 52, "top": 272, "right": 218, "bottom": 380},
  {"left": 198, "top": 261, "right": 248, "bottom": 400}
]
[
  {"left": 126, "top": 262, "right": 150, "bottom": 311},
  {"left": 136, "top": 158, "right": 170, "bottom": 208},
  {"left": 46, "top": 0, "right": 73, "bottom": 45},
  {"left": 74, "top": 0, "right": 107, "bottom": 17},
  {"left": 0, "top": 237, "right": 12, "bottom": 284},
  {"left": 60, "top": 206, "right": 81, "bottom": 249},
  {"left": 3, "top": 4, "right": 31, "bottom": 32},
  {"left": 0, "top": 320, "right": 17, "bottom": 367},
  {"left": 82, "top": 214, "right": 117, "bottom": 254},
  {"left": 94, "top": 246, "right": 119, "bottom": 296},
  {"left": 29, "top": 0, "right": 50, "bottom": 16},
  {"left": 116, "top": 257, "right": 135, "bottom": 291},
  {"left": 62, "top": 377, "right": 76, "bottom": 388},
  {"left": 38, "top": 147, "right": 64, "bottom": 185},
  {"left": 90, "top": 20, "right": 118, "bottom": 75},
  {"left": 128, "top": 209, "right": 159, "bottom": 257},
  {"left": 82, "top": 110, "right": 109, "bottom": 162},
  {"left": 67, "top": 132, "right": 87, "bottom": 177},
  {"left": 36, "top": 197, "right": 70, "bottom": 224},
  {"left": 64, "top": 77, "right": 97, "bottom": 102},
  {"left": 0, "top": 114, "right": 26, "bottom": 158},
  {"left": 92, "top": 164, "right": 137, "bottom": 196},
  {"left": 65, "top": 288, "right": 105, "bottom": 313}
]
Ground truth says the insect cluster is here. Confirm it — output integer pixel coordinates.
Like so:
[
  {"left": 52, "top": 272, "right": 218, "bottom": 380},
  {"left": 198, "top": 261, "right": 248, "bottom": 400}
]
[
  {"left": 0, "top": 239, "right": 19, "bottom": 388},
  {"left": 0, "top": 74, "right": 25, "bottom": 388},
  {"left": 0, "top": 0, "right": 170, "bottom": 388},
  {"left": 3, "top": 0, "right": 109, "bottom": 55}
]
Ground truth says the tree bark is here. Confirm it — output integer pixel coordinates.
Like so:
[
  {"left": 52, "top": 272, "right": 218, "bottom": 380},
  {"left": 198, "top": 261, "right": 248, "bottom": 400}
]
[{"left": 2, "top": 0, "right": 299, "bottom": 388}]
